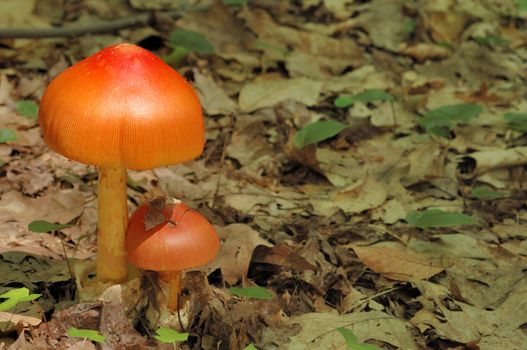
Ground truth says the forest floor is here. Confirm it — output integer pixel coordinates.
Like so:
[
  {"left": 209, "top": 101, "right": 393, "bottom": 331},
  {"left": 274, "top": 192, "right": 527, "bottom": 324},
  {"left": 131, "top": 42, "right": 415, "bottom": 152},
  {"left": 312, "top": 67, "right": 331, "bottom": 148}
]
[{"left": 0, "top": 0, "right": 526, "bottom": 349}]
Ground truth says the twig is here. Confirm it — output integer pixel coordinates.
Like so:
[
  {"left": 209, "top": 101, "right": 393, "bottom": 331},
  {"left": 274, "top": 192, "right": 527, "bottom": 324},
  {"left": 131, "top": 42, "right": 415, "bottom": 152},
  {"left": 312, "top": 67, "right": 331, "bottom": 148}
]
[
  {"left": 0, "top": 11, "right": 175, "bottom": 39},
  {"left": 210, "top": 113, "right": 235, "bottom": 209},
  {"left": 59, "top": 238, "right": 75, "bottom": 283},
  {"left": 390, "top": 100, "right": 397, "bottom": 128}
]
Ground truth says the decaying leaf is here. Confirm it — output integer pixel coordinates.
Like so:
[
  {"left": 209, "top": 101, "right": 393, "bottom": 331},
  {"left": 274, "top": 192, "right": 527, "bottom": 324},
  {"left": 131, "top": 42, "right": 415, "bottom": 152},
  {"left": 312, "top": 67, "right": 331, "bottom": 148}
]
[
  {"left": 265, "top": 311, "right": 420, "bottom": 350},
  {"left": 238, "top": 77, "right": 323, "bottom": 112},
  {"left": 251, "top": 244, "right": 317, "bottom": 272},
  {"left": 350, "top": 242, "right": 445, "bottom": 281},
  {"left": 206, "top": 224, "right": 272, "bottom": 284},
  {"left": 399, "top": 43, "right": 450, "bottom": 62},
  {"left": 143, "top": 196, "right": 168, "bottom": 231}
]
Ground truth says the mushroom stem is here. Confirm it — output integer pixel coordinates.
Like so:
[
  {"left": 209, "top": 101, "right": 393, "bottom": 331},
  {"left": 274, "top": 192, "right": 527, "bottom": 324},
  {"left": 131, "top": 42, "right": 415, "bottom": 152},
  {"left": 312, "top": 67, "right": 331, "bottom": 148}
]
[
  {"left": 96, "top": 166, "right": 129, "bottom": 282},
  {"left": 159, "top": 270, "right": 182, "bottom": 311}
]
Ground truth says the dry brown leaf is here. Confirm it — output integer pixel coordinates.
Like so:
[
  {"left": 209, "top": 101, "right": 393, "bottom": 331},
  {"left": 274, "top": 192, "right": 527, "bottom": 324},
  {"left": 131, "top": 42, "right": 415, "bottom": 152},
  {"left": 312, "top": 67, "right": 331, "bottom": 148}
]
[
  {"left": 351, "top": 242, "right": 444, "bottom": 281},
  {"left": 143, "top": 196, "right": 167, "bottom": 231},
  {"left": 265, "top": 311, "right": 420, "bottom": 350},
  {"left": 177, "top": 1, "right": 253, "bottom": 53},
  {"left": 400, "top": 43, "right": 450, "bottom": 62},
  {"left": 355, "top": 0, "right": 412, "bottom": 51},
  {"left": 205, "top": 224, "right": 272, "bottom": 284},
  {"left": 411, "top": 279, "right": 527, "bottom": 350},
  {"left": 251, "top": 244, "right": 317, "bottom": 272},
  {"left": 335, "top": 176, "right": 388, "bottom": 213},
  {"left": 238, "top": 77, "right": 323, "bottom": 112},
  {"left": 457, "top": 146, "right": 527, "bottom": 179},
  {"left": 192, "top": 70, "right": 238, "bottom": 115},
  {"left": 66, "top": 342, "right": 96, "bottom": 350},
  {"left": 0, "top": 189, "right": 85, "bottom": 227},
  {"left": 428, "top": 11, "right": 468, "bottom": 44},
  {"left": 0, "top": 311, "right": 41, "bottom": 327},
  {"left": 241, "top": 7, "right": 362, "bottom": 65}
]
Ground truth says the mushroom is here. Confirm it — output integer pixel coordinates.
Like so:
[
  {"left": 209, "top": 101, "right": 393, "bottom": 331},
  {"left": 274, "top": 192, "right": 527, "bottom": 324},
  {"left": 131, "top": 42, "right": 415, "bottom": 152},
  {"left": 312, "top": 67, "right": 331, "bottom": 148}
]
[
  {"left": 126, "top": 199, "right": 220, "bottom": 310},
  {"left": 39, "top": 44, "right": 204, "bottom": 283}
]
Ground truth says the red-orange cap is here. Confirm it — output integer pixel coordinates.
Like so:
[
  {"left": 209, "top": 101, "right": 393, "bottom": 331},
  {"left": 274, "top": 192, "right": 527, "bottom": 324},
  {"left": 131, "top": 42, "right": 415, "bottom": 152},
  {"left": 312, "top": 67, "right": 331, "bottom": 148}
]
[
  {"left": 126, "top": 201, "right": 220, "bottom": 271},
  {"left": 39, "top": 43, "right": 205, "bottom": 170}
]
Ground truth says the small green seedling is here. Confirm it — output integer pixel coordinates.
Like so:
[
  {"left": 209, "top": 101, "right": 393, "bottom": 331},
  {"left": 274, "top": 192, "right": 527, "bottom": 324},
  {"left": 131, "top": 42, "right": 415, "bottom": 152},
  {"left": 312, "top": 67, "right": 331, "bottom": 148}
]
[
  {"left": 406, "top": 208, "right": 473, "bottom": 229},
  {"left": 402, "top": 19, "right": 416, "bottom": 34},
  {"left": 164, "top": 29, "right": 214, "bottom": 65},
  {"left": 334, "top": 89, "right": 394, "bottom": 109},
  {"left": 337, "top": 327, "right": 383, "bottom": 350},
  {"left": 155, "top": 327, "right": 189, "bottom": 349},
  {"left": 229, "top": 286, "right": 273, "bottom": 300},
  {"left": 517, "top": 0, "right": 527, "bottom": 11},
  {"left": 244, "top": 344, "right": 258, "bottom": 350},
  {"left": 419, "top": 103, "right": 482, "bottom": 137},
  {"left": 16, "top": 100, "right": 38, "bottom": 119},
  {"left": 28, "top": 220, "right": 74, "bottom": 233},
  {"left": 0, "top": 128, "right": 16, "bottom": 143},
  {"left": 0, "top": 287, "right": 41, "bottom": 311},
  {"left": 294, "top": 120, "right": 348, "bottom": 148},
  {"left": 471, "top": 186, "right": 507, "bottom": 200},
  {"left": 504, "top": 112, "right": 527, "bottom": 132},
  {"left": 67, "top": 327, "right": 106, "bottom": 343}
]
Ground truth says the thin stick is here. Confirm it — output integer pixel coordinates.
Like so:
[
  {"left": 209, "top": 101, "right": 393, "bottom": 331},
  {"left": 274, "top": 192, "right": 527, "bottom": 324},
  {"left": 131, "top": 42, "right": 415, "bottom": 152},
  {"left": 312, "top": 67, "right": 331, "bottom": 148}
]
[
  {"left": 390, "top": 100, "right": 398, "bottom": 128},
  {"left": 0, "top": 13, "right": 156, "bottom": 39},
  {"left": 59, "top": 237, "right": 75, "bottom": 282},
  {"left": 0, "top": 5, "right": 210, "bottom": 39},
  {"left": 210, "top": 113, "right": 234, "bottom": 209}
]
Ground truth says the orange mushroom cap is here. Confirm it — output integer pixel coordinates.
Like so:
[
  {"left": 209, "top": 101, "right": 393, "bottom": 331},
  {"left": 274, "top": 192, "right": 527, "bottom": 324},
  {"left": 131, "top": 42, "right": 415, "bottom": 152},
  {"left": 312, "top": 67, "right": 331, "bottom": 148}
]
[
  {"left": 39, "top": 43, "right": 204, "bottom": 170},
  {"left": 126, "top": 201, "right": 220, "bottom": 272}
]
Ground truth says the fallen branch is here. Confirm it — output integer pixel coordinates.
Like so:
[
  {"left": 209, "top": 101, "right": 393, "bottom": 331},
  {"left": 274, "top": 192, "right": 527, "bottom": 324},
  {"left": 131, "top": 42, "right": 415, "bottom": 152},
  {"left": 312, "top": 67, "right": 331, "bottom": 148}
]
[{"left": 0, "top": 11, "right": 171, "bottom": 39}]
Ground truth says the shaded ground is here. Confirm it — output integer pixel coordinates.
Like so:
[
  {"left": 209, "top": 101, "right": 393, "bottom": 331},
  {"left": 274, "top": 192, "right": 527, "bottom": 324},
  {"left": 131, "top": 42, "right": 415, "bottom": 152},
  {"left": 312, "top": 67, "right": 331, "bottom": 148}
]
[{"left": 0, "top": 0, "right": 526, "bottom": 349}]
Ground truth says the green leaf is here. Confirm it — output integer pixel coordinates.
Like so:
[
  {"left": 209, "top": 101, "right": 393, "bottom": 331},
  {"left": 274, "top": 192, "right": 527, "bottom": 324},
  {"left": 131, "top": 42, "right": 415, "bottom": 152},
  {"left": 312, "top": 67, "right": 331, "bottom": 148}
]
[
  {"left": 243, "top": 344, "right": 258, "bottom": 350},
  {"left": 28, "top": 220, "right": 73, "bottom": 233},
  {"left": 337, "top": 327, "right": 359, "bottom": 346},
  {"left": 223, "top": 0, "right": 248, "bottom": 5},
  {"left": 405, "top": 209, "right": 473, "bottom": 229},
  {"left": 0, "top": 128, "right": 16, "bottom": 143},
  {"left": 170, "top": 29, "right": 214, "bottom": 54},
  {"left": 294, "top": 120, "right": 347, "bottom": 148},
  {"left": 0, "top": 287, "right": 41, "bottom": 311},
  {"left": 419, "top": 103, "right": 482, "bottom": 137},
  {"left": 335, "top": 89, "right": 394, "bottom": 108},
  {"left": 67, "top": 327, "right": 106, "bottom": 343},
  {"left": 473, "top": 35, "right": 509, "bottom": 47},
  {"left": 336, "top": 327, "right": 383, "bottom": 350},
  {"left": 229, "top": 286, "right": 273, "bottom": 300},
  {"left": 154, "top": 327, "right": 189, "bottom": 343},
  {"left": 471, "top": 186, "right": 507, "bottom": 200},
  {"left": 504, "top": 112, "right": 527, "bottom": 132},
  {"left": 16, "top": 100, "right": 38, "bottom": 119},
  {"left": 402, "top": 19, "right": 416, "bottom": 33},
  {"left": 163, "top": 46, "right": 189, "bottom": 66},
  {"left": 517, "top": 0, "right": 527, "bottom": 11}
]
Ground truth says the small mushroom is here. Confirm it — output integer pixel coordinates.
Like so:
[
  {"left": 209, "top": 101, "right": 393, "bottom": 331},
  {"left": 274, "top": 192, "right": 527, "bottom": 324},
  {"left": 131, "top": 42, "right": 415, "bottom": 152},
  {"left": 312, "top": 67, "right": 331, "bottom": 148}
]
[
  {"left": 39, "top": 44, "right": 204, "bottom": 283},
  {"left": 126, "top": 199, "right": 220, "bottom": 311}
]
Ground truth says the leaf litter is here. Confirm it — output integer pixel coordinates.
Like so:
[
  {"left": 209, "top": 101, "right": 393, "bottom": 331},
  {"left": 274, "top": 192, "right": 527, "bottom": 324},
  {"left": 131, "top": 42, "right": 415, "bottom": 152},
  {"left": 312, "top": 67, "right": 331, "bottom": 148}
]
[{"left": 0, "top": 0, "right": 526, "bottom": 349}]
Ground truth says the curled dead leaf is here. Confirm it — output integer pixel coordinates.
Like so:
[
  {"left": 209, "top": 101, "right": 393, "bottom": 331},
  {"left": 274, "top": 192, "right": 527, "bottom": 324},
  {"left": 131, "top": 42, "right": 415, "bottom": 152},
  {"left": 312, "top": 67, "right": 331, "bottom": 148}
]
[
  {"left": 143, "top": 196, "right": 168, "bottom": 231},
  {"left": 400, "top": 43, "right": 450, "bottom": 62},
  {"left": 205, "top": 224, "right": 272, "bottom": 285},
  {"left": 251, "top": 244, "right": 317, "bottom": 272}
]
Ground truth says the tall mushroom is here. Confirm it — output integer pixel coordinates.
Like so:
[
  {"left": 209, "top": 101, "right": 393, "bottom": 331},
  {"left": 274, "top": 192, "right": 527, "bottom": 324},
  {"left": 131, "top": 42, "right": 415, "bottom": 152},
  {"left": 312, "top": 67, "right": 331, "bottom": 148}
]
[
  {"left": 39, "top": 44, "right": 205, "bottom": 283},
  {"left": 126, "top": 199, "right": 220, "bottom": 310}
]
